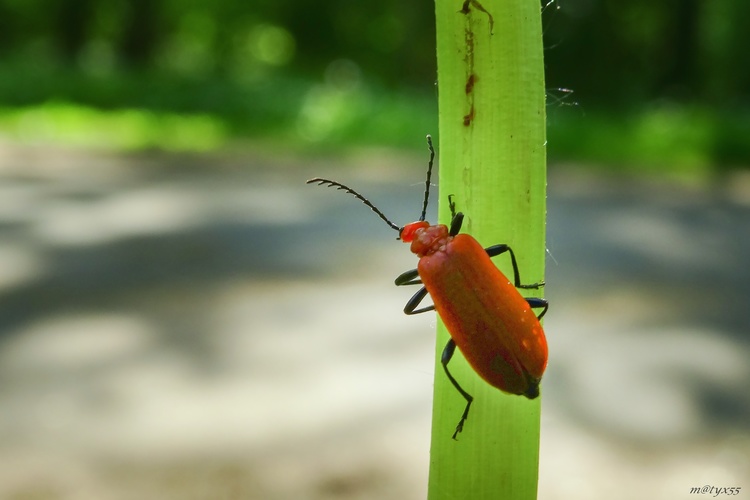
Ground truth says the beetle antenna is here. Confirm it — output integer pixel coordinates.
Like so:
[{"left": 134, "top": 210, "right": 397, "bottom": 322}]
[
  {"left": 419, "top": 135, "right": 435, "bottom": 222},
  {"left": 306, "top": 178, "right": 401, "bottom": 232}
]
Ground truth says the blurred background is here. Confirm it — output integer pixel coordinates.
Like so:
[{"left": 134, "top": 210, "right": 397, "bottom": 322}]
[{"left": 0, "top": 0, "right": 748, "bottom": 498}]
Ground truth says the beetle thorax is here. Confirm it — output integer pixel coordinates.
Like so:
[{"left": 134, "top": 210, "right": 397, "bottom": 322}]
[{"left": 409, "top": 224, "right": 452, "bottom": 257}]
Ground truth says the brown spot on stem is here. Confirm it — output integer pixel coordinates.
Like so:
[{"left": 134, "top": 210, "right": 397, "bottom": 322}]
[
  {"left": 460, "top": 0, "right": 495, "bottom": 34},
  {"left": 463, "top": 105, "right": 475, "bottom": 126},
  {"left": 465, "top": 74, "right": 476, "bottom": 94}
]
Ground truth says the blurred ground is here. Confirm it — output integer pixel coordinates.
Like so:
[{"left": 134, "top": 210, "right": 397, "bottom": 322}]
[{"left": 0, "top": 142, "right": 748, "bottom": 499}]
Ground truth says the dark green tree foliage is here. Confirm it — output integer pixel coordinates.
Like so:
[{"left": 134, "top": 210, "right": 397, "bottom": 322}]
[{"left": 0, "top": 0, "right": 747, "bottom": 107}]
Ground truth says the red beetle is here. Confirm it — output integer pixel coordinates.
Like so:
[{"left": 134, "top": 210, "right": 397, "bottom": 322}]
[{"left": 307, "top": 136, "right": 548, "bottom": 439}]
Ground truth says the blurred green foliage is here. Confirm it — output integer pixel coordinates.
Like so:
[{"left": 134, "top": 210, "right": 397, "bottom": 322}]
[{"left": 0, "top": 0, "right": 747, "bottom": 169}]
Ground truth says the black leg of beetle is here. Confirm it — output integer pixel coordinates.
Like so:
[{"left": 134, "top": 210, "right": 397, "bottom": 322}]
[
  {"left": 446, "top": 195, "right": 465, "bottom": 236},
  {"left": 449, "top": 212, "right": 464, "bottom": 236},
  {"left": 441, "top": 339, "right": 473, "bottom": 440},
  {"left": 395, "top": 268, "right": 421, "bottom": 286},
  {"left": 395, "top": 269, "right": 434, "bottom": 314},
  {"left": 525, "top": 297, "right": 549, "bottom": 320},
  {"left": 402, "top": 287, "right": 434, "bottom": 315},
  {"left": 484, "top": 244, "right": 545, "bottom": 289}
]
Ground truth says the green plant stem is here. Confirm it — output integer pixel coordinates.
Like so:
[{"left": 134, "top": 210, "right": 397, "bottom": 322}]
[{"left": 428, "top": 0, "right": 547, "bottom": 499}]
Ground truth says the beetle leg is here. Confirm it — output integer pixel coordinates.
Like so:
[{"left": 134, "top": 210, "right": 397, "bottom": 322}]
[
  {"left": 524, "top": 297, "right": 549, "bottom": 320},
  {"left": 394, "top": 268, "right": 421, "bottom": 286},
  {"left": 442, "top": 339, "right": 473, "bottom": 440},
  {"left": 484, "top": 244, "right": 545, "bottom": 289},
  {"left": 403, "top": 286, "right": 435, "bottom": 315},
  {"left": 446, "top": 195, "right": 465, "bottom": 236},
  {"left": 449, "top": 212, "right": 464, "bottom": 236},
  {"left": 448, "top": 194, "right": 458, "bottom": 219},
  {"left": 395, "top": 269, "right": 434, "bottom": 314}
]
